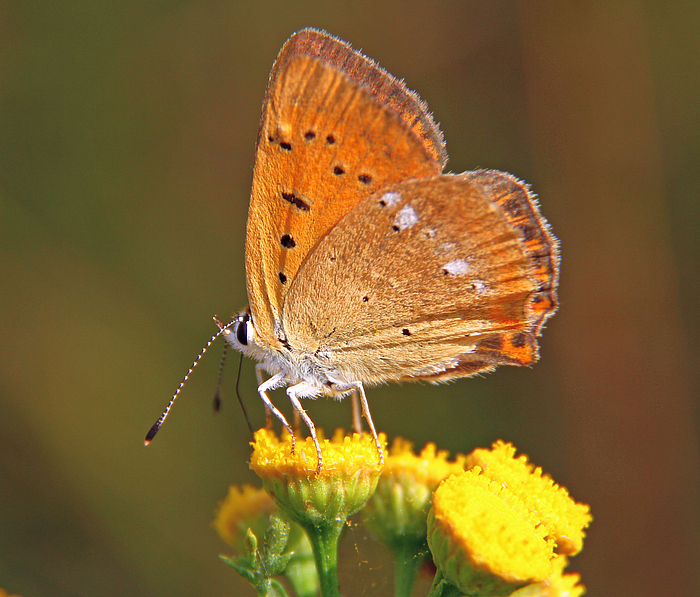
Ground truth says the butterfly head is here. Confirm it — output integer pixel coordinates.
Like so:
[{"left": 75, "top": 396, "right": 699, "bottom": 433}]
[
  {"left": 221, "top": 308, "right": 285, "bottom": 369},
  {"left": 222, "top": 308, "right": 260, "bottom": 355},
  {"left": 232, "top": 310, "right": 254, "bottom": 348}
]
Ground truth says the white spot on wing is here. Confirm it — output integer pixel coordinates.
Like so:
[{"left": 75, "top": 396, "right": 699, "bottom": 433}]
[
  {"left": 394, "top": 205, "right": 419, "bottom": 231},
  {"left": 442, "top": 259, "right": 469, "bottom": 276},
  {"left": 381, "top": 191, "right": 401, "bottom": 206},
  {"left": 472, "top": 280, "right": 487, "bottom": 292}
]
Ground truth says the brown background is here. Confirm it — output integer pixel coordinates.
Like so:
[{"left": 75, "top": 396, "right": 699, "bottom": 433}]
[{"left": 1, "top": 2, "right": 698, "bottom": 596}]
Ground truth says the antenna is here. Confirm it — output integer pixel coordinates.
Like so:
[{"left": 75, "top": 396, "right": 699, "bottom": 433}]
[{"left": 144, "top": 318, "right": 236, "bottom": 445}]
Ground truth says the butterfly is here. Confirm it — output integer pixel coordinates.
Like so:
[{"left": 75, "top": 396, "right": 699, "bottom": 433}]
[{"left": 147, "top": 28, "right": 559, "bottom": 473}]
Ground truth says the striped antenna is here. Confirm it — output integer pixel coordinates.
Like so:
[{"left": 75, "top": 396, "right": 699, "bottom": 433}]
[{"left": 144, "top": 318, "right": 236, "bottom": 445}]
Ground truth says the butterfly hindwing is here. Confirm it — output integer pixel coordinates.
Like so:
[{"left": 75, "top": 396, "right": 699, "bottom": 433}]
[
  {"left": 283, "top": 172, "right": 558, "bottom": 384},
  {"left": 462, "top": 170, "right": 559, "bottom": 334}
]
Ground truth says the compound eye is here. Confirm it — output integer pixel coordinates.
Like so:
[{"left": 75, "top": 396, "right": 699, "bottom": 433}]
[{"left": 235, "top": 314, "right": 249, "bottom": 346}]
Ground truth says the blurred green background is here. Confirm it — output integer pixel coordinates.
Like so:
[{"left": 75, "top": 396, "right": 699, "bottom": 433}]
[{"left": 1, "top": 1, "right": 698, "bottom": 596}]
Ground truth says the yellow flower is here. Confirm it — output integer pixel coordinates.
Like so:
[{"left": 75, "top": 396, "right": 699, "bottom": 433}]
[
  {"left": 428, "top": 442, "right": 592, "bottom": 597},
  {"left": 467, "top": 442, "right": 592, "bottom": 555},
  {"left": 0, "top": 590, "right": 21, "bottom": 597},
  {"left": 364, "top": 438, "right": 467, "bottom": 548},
  {"left": 429, "top": 467, "right": 554, "bottom": 596},
  {"left": 384, "top": 438, "right": 468, "bottom": 491},
  {"left": 250, "top": 428, "right": 386, "bottom": 595},
  {"left": 249, "top": 428, "right": 385, "bottom": 528},
  {"left": 214, "top": 484, "right": 278, "bottom": 551}
]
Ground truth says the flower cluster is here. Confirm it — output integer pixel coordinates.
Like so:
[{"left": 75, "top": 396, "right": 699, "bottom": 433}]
[{"left": 215, "top": 429, "right": 591, "bottom": 597}]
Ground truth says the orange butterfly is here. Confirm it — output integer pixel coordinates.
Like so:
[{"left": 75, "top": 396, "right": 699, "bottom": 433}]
[{"left": 148, "top": 29, "right": 559, "bottom": 473}]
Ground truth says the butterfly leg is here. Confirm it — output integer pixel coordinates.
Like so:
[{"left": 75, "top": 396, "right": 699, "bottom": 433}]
[
  {"left": 286, "top": 383, "right": 323, "bottom": 474},
  {"left": 350, "top": 389, "right": 363, "bottom": 437},
  {"left": 293, "top": 408, "right": 302, "bottom": 437},
  {"left": 333, "top": 382, "right": 383, "bottom": 466},
  {"left": 257, "top": 372, "right": 296, "bottom": 454},
  {"left": 255, "top": 364, "right": 273, "bottom": 429}
]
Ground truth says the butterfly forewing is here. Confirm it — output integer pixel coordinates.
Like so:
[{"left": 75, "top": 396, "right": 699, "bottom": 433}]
[
  {"left": 246, "top": 30, "right": 444, "bottom": 349},
  {"left": 265, "top": 28, "right": 447, "bottom": 167},
  {"left": 283, "top": 172, "right": 557, "bottom": 384}
]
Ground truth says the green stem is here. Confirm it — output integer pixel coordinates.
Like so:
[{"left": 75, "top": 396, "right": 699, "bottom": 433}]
[
  {"left": 393, "top": 543, "right": 427, "bottom": 597},
  {"left": 303, "top": 522, "right": 343, "bottom": 597}
]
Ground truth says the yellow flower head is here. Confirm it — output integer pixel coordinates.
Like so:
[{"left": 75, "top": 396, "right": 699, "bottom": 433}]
[
  {"left": 429, "top": 467, "right": 554, "bottom": 596},
  {"left": 363, "top": 438, "right": 467, "bottom": 549},
  {"left": 467, "top": 441, "right": 592, "bottom": 555},
  {"left": 214, "top": 484, "right": 278, "bottom": 551},
  {"left": 249, "top": 428, "right": 386, "bottom": 529},
  {"left": 0, "top": 590, "right": 22, "bottom": 597},
  {"left": 428, "top": 442, "right": 592, "bottom": 597}
]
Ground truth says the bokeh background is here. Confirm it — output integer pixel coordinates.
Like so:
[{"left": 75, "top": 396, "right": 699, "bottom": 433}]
[{"left": 1, "top": 1, "right": 698, "bottom": 596}]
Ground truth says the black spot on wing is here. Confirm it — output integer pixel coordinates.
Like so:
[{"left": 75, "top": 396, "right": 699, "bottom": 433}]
[
  {"left": 280, "top": 234, "right": 296, "bottom": 248},
  {"left": 281, "top": 191, "right": 310, "bottom": 211}
]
